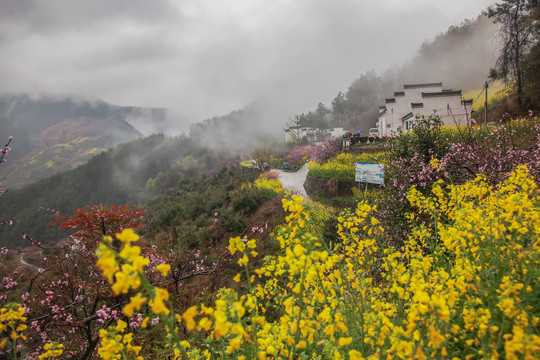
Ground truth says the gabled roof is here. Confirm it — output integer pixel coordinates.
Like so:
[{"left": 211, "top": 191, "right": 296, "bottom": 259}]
[{"left": 404, "top": 82, "right": 443, "bottom": 89}]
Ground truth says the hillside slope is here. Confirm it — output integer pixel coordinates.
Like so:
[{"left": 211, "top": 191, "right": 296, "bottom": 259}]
[{"left": 0, "top": 95, "right": 166, "bottom": 188}]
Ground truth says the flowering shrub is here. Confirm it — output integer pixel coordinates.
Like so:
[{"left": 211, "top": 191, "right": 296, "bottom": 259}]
[
  {"left": 310, "top": 139, "right": 340, "bottom": 163},
  {"left": 200, "top": 166, "right": 539, "bottom": 358},
  {"left": 79, "top": 165, "right": 539, "bottom": 359},
  {"left": 308, "top": 152, "right": 387, "bottom": 180},
  {"left": 37, "top": 342, "right": 63, "bottom": 359},
  {"left": 380, "top": 114, "right": 540, "bottom": 248},
  {"left": 0, "top": 302, "right": 27, "bottom": 358},
  {"left": 386, "top": 115, "right": 540, "bottom": 195},
  {"left": 94, "top": 229, "right": 182, "bottom": 359},
  {"left": 285, "top": 145, "right": 312, "bottom": 170},
  {"left": 254, "top": 172, "right": 283, "bottom": 199},
  {"left": 440, "top": 117, "right": 540, "bottom": 185},
  {"left": 239, "top": 160, "right": 256, "bottom": 168}
]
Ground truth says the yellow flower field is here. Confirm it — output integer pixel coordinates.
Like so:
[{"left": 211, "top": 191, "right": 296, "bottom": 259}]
[
  {"left": 7, "top": 165, "right": 537, "bottom": 359},
  {"left": 308, "top": 152, "right": 387, "bottom": 180}
]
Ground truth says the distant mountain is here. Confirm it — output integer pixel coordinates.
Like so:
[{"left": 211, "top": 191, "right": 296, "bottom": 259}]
[{"left": 0, "top": 94, "right": 166, "bottom": 188}]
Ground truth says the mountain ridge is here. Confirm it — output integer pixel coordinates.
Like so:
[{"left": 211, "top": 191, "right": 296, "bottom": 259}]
[{"left": 0, "top": 94, "right": 167, "bottom": 188}]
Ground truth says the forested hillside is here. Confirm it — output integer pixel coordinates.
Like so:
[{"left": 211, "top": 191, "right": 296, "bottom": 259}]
[
  {"left": 0, "top": 134, "right": 234, "bottom": 248},
  {"left": 0, "top": 95, "right": 167, "bottom": 188}
]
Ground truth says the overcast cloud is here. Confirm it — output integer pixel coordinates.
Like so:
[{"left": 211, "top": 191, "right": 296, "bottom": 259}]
[{"left": 0, "top": 0, "right": 495, "bottom": 128}]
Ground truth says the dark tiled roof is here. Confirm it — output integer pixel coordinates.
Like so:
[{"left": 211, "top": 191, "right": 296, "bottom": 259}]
[
  {"left": 422, "top": 90, "right": 462, "bottom": 98},
  {"left": 403, "top": 82, "right": 443, "bottom": 89},
  {"left": 462, "top": 99, "right": 473, "bottom": 105},
  {"left": 411, "top": 102, "right": 424, "bottom": 108},
  {"left": 385, "top": 98, "right": 396, "bottom": 103},
  {"left": 402, "top": 112, "right": 414, "bottom": 121},
  {"left": 379, "top": 105, "right": 387, "bottom": 109},
  {"left": 394, "top": 91, "right": 405, "bottom": 96}
]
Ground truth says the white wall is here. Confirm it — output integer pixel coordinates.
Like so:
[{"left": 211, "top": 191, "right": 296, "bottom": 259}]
[{"left": 378, "top": 83, "right": 473, "bottom": 136}]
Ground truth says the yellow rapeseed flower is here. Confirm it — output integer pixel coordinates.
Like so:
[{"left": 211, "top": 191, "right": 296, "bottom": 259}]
[
  {"left": 116, "top": 228, "right": 140, "bottom": 243},
  {"left": 155, "top": 263, "right": 171, "bottom": 277},
  {"left": 182, "top": 306, "right": 198, "bottom": 331}
]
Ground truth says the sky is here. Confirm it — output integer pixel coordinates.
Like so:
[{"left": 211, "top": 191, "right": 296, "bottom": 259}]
[{"left": 0, "top": 0, "right": 495, "bottom": 128}]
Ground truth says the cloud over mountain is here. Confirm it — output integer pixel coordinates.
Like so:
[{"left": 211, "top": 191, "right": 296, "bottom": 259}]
[{"left": 0, "top": 0, "right": 494, "bottom": 129}]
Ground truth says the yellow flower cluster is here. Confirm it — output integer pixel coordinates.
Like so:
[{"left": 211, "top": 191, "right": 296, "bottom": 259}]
[
  {"left": 98, "top": 320, "right": 142, "bottom": 360},
  {"left": 0, "top": 302, "right": 27, "bottom": 352},
  {"left": 275, "top": 196, "right": 334, "bottom": 248},
  {"left": 308, "top": 152, "right": 387, "bottom": 180},
  {"left": 96, "top": 228, "right": 150, "bottom": 295},
  {"left": 254, "top": 173, "right": 283, "bottom": 198},
  {"left": 38, "top": 342, "right": 64, "bottom": 359},
  {"left": 95, "top": 229, "right": 180, "bottom": 359},
  {"left": 177, "top": 165, "right": 539, "bottom": 359}
]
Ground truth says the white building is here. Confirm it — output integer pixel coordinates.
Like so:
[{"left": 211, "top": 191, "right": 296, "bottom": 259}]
[
  {"left": 326, "top": 127, "right": 344, "bottom": 139},
  {"left": 377, "top": 82, "right": 473, "bottom": 137},
  {"left": 284, "top": 126, "right": 344, "bottom": 143}
]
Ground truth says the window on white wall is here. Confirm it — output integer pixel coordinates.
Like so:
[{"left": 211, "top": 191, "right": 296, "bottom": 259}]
[{"left": 405, "top": 119, "right": 413, "bottom": 130}]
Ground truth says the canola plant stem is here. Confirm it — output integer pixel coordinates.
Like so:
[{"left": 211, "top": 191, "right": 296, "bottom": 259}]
[{"left": 291, "top": 253, "right": 310, "bottom": 360}]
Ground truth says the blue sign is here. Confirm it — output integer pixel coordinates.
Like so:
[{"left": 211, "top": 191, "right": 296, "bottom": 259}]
[{"left": 355, "top": 162, "right": 385, "bottom": 185}]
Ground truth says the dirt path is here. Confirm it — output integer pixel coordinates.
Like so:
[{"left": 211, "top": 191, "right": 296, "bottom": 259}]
[
  {"left": 277, "top": 162, "right": 311, "bottom": 200},
  {"left": 19, "top": 253, "right": 40, "bottom": 273}
]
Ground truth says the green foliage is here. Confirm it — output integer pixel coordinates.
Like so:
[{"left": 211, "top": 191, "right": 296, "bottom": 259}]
[
  {"left": 351, "top": 187, "right": 381, "bottom": 205},
  {"left": 488, "top": 0, "right": 538, "bottom": 105},
  {"left": 144, "top": 167, "right": 263, "bottom": 246},
  {"left": 386, "top": 113, "right": 449, "bottom": 163},
  {"left": 523, "top": 42, "right": 540, "bottom": 107},
  {"left": 217, "top": 209, "right": 246, "bottom": 233},
  {"left": 0, "top": 134, "right": 230, "bottom": 248},
  {"left": 232, "top": 191, "right": 260, "bottom": 215}
]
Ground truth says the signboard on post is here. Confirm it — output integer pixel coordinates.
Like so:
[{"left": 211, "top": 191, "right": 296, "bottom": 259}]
[{"left": 355, "top": 162, "right": 385, "bottom": 185}]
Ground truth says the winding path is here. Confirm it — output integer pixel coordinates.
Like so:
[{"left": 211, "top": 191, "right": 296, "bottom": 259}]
[
  {"left": 19, "top": 253, "right": 40, "bottom": 273},
  {"left": 277, "top": 162, "right": 311, "bottom": 200}
]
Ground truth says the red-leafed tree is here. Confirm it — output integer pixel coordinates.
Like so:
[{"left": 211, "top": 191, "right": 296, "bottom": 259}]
[{"left": 52, "top": 204, "right": 146, "bottom": 249}]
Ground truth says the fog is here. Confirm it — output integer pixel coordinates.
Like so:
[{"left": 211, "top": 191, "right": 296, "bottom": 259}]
[{"left": 0, "top": 0, "right": 495, "bottom": 135}]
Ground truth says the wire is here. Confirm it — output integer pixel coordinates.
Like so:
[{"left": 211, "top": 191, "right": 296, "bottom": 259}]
[{"left": 473, "top": 87, "right": 486, "bottom": 102}]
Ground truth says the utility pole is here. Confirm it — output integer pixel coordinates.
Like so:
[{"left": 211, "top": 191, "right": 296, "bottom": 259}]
[{"left": 484, "top": 81, "right": 489, "bottom": 124}]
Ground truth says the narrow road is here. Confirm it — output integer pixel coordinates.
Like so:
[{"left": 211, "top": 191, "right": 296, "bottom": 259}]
[
  {"left": 277, "top": 162, "right": 311, "bottom": 200},
  {"left": 19, "top": 253, "right": 40, "bottom": 273}
]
